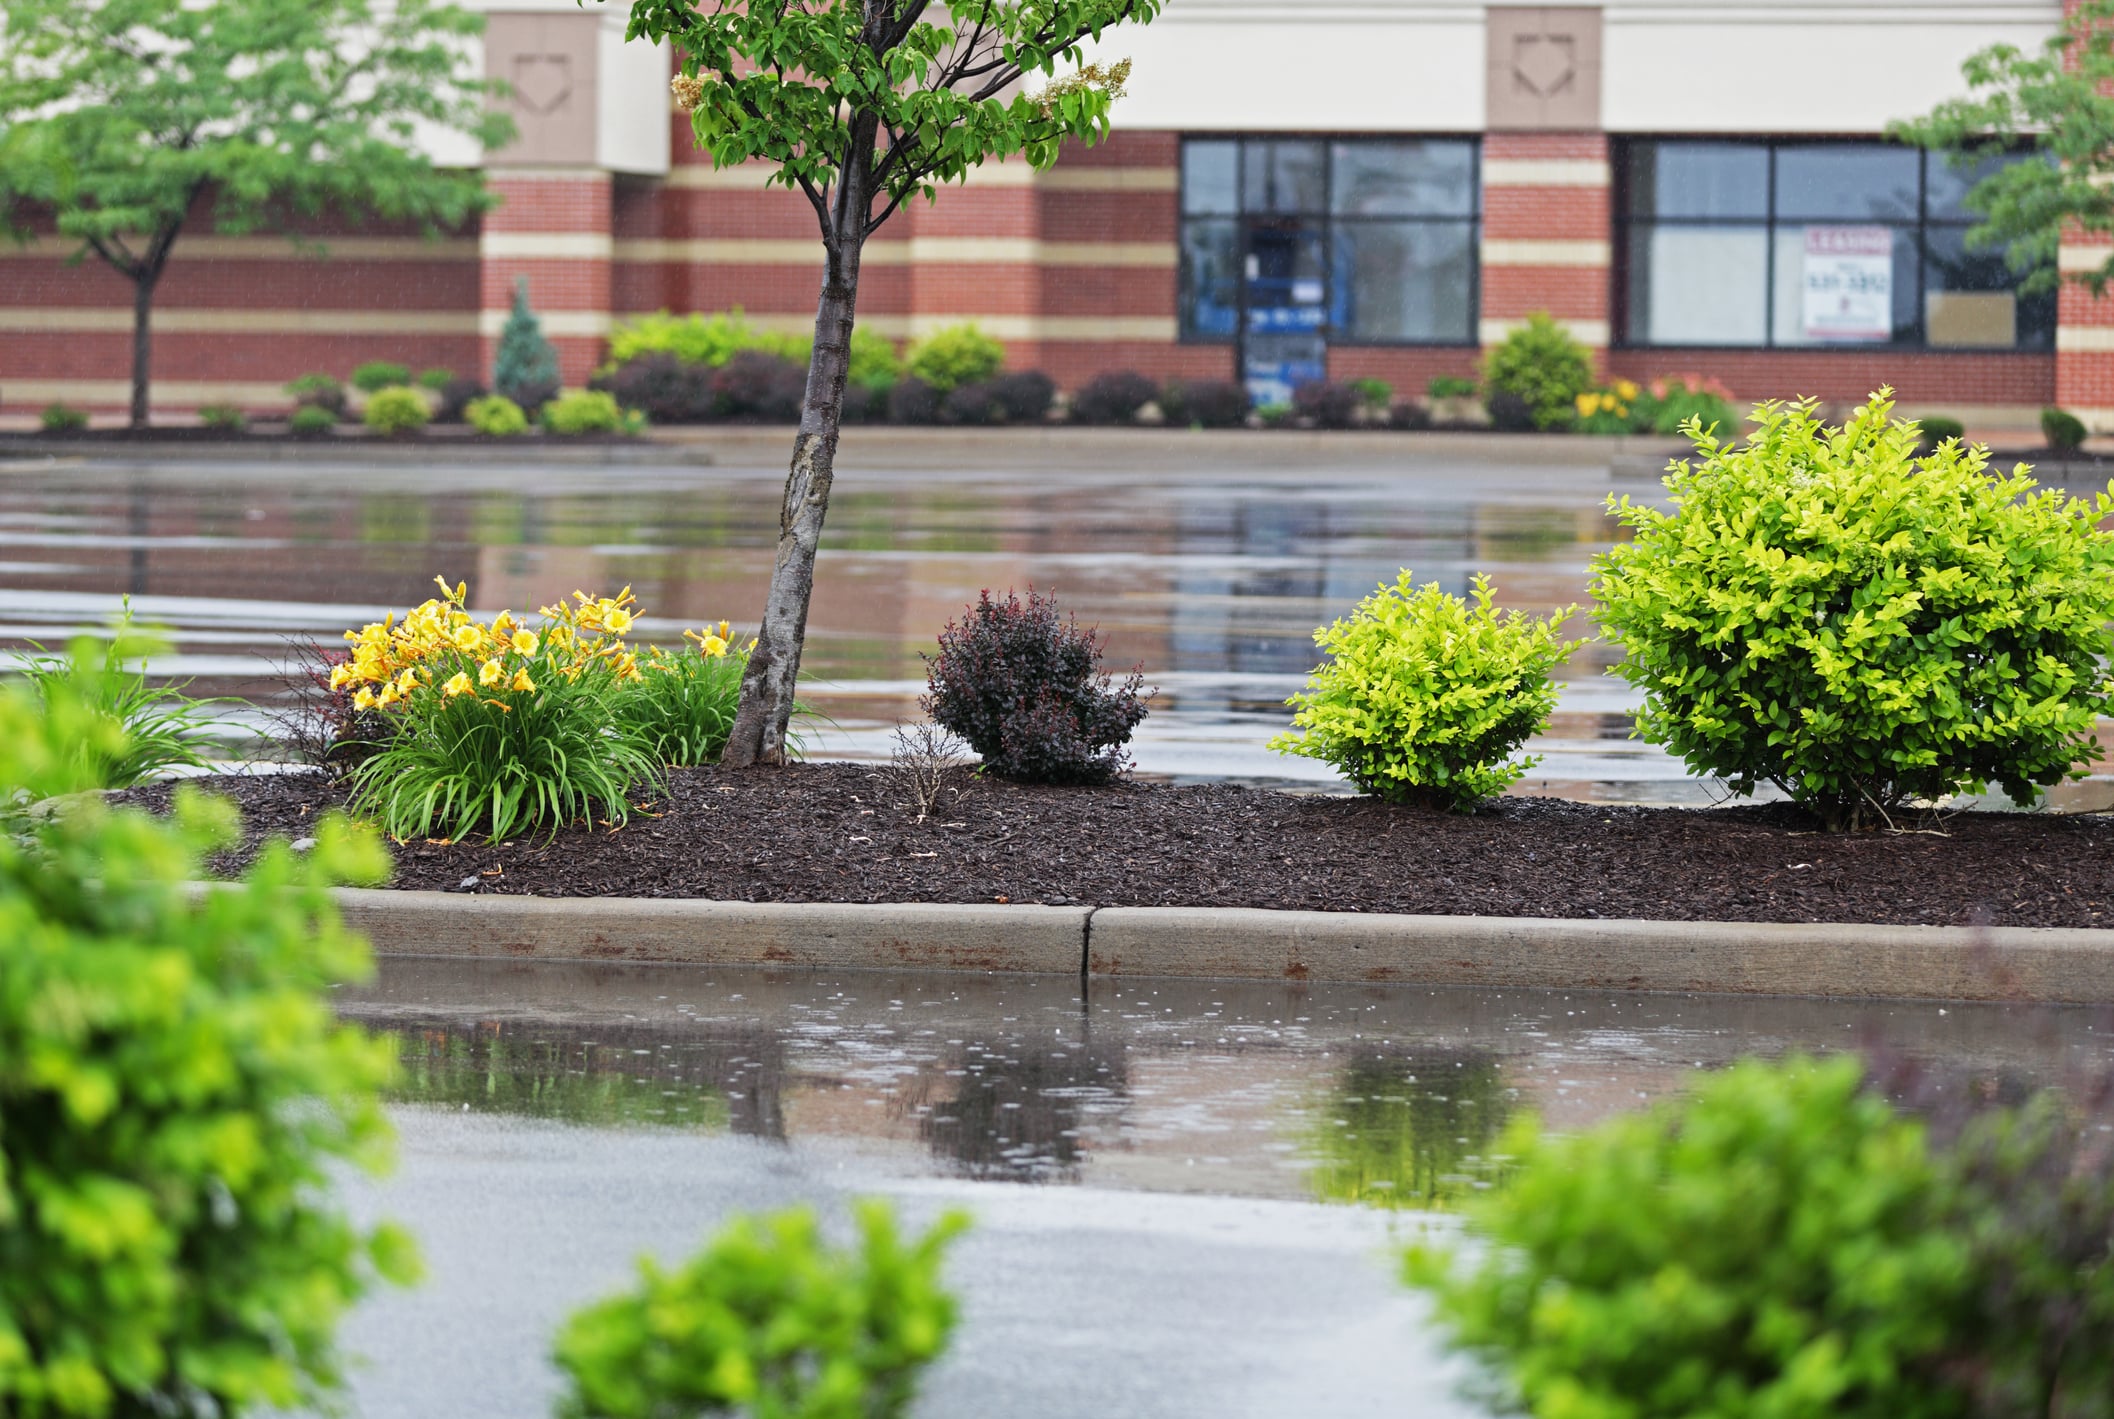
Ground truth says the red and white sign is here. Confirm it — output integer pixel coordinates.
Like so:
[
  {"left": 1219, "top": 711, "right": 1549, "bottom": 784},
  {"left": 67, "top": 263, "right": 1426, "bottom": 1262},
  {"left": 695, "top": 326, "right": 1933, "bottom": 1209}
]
[{"left": 1802, "top": 226, "right": 1893, "bottom": 341}]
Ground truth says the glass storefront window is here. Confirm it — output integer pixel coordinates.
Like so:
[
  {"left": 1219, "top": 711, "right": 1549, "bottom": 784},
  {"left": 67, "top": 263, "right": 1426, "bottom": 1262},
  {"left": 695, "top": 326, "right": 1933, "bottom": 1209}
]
[
  {"left": 1619, "top": 139, "right": 2054, "bottom": 351},
  {"left": 1179, "top": 136, "right": 1480, "bottom": 345}
]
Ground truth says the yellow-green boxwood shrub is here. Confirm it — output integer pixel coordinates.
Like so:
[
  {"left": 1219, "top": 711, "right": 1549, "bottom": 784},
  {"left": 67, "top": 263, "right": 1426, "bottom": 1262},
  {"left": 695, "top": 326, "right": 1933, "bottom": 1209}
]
[
  {"left": 361, "top": 385, "right": 429, "bottom": 435},
  {"left": 0, "top": 665, "right": 414, "bottom": 1418},
  {"left": 465, "top": 394, "right": 529, "bottom": 437},
  {"left": 542, "top": 389, "right": 640, "bottom": 436},
  {"left": 1593, "top": 392, "right": 2114, "bottom": 829},
  {"left": 1270, "top": 573, "right": 1581, "bottom": 810},
  {"left": 904, "top": 323, "right": 1004, "bottom": 393}
]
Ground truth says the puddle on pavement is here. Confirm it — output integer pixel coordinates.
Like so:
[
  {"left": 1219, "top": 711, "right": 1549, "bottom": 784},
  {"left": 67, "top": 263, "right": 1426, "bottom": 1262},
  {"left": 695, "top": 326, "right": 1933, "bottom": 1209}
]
[{"left": 345, "top": 957, "right": 2114, "bottom": 1206}]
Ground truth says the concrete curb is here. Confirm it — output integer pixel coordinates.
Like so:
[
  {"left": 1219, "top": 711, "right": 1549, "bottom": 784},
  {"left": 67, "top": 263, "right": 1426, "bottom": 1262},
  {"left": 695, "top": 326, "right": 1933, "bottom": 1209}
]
[{"left": 334, "top": 889, "right": 2114, "bottom": 1004}]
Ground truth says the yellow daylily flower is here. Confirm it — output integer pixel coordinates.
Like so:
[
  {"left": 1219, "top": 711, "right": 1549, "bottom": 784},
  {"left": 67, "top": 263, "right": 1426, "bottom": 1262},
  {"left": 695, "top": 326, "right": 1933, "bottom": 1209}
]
[
  {"left": 479, "top": 658, "right": 505, "bottom": 687},
  {"left": 329, "top": 663, "right": 355, "bottom": 690},
  {"left": 452, "top": 623, "right": 485, "bottom": 653},
  {"left": 377, "top": 683, "right": 402, "bottom": 708},
  {"left": 510, "top": 629, "right": 538, "bottom": 655},
  {"left": 701, "top": 634, "right": 727, "bottom": 657},
  {"left": 396, "top": 669, "right": 419, "bottom": 695},
  {"left": 492, "top": 610, "right": 515, "bottom": 636},
  {"left": 353, "top": 686, "right": 378, "bottom": 711},
  {"left": 441, "top": 671, "right": 474, "bottom": 698},
  {"left": 510, "top": 668, "right": 536, "bottom": 693}
]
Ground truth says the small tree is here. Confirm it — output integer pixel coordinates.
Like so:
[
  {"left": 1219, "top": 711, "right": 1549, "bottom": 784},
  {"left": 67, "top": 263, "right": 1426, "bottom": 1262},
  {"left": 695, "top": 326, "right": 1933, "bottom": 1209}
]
[
  {"left": 492, "top": 278, "right": 562, "bottom": 411},
  {"left": 1893, "top": 1, "right": 2111, "bottom": 295},
  {"left": 0, "top": 0, "right": 511, "bottom": 429},
  {"left": 620, "top": 0, "right": 1166, "bottom": 768}
]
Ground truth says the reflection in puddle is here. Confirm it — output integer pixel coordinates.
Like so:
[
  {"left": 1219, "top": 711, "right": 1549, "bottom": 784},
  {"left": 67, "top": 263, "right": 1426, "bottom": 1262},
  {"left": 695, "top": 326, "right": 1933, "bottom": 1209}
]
[{"left": 1302, "top": 1049, "right": 1514, "bottom": 1208}]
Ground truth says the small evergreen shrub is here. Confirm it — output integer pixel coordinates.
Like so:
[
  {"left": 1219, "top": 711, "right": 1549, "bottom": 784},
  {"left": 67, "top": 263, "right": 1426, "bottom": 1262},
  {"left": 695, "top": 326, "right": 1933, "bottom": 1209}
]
[
  {"left": 1427, "top": 374, "right": 1478, "bottom": 400},
  {"left": 432, "top": 376, "right": 485, "bottom": 424},
  {"left": 904, "top": 323, "right": 1005, "bottom": 393},
  {"left": 1482, "top": 312, "right": 1594, "bottom": 430},
  {"left": 888, "top": 376, "right": 943, "bottom": 425},
  {"left": 1292, "top": 380, "right": 1362, "bottom": 430},
  {"left": 39, "top": 402, "right": 88, "bottom": 433},
  {"left": 416, "top": 366, "right": 455, "bottom": 390},
  {"left": 939, "top": 379, "right": 1006, "bottom": 425},
  {"left": 1160, "top": 379, "right": 1250, "bottom": 429},
  {"left": 542, "top": 389, "right": 637, "bottom": 436},
  {"left": 1271, "top": 573, "right": 1580, "bottom": 810},
  {"left": 1593, "top": 392, "right": 2114, "bottom": 829},
  {"left": 493, "top": 278, "right": 561, "bottom": 411},
  {"left": 289, "top": 403, "right": 338, "bottom": 436},
  {"left": 924, "top": 588, "right": 1152, "bottom": 785},
  {"left": 285, "top": 372, "right": 348, "bottom": 416},
  {"left": 1917, "top": 414, "right": 1967, "bottom": 453},
  {"left": 710, "top": 351, "right": 806, "bottom": 422},
  {"left": 197, "top": 401, "right": 246, "bottom": 432},
  {"left": 350, "top": 360, "right": 411, "bottom": 394},
  {"left": 989, "top": 370, "right": 1056, "bottom": 423},
  {"left": 2043, "top": 405, "right": 2088, "bottom": 451},
  {"left": 603, "top": 353, "right": 715, "bottom": 424},
  {"left": 465, "top": 394, "right": 529, "bottom": 437},
  {"left": 362, "top": 385, "right": 430, "bottom": 435},
  {"left": 553, "top": 1203, "right": 965, "bottom": 1419},
  {"left": 0, "top": 671, "right": 413, "bottom": 1419},
  {"left": 1069, "top": 369, "right": 1158, "bottom": 425}
]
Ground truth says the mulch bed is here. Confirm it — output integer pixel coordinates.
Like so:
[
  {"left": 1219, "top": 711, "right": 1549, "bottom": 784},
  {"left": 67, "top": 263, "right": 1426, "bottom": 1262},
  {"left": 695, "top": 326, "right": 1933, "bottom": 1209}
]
[{"left": 113, "top": 762, "right": 2114, "bottom": 929}]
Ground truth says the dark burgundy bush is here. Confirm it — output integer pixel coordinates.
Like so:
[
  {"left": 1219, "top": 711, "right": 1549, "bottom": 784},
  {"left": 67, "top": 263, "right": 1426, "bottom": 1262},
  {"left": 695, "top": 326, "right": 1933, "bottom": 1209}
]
[
  {"left": 710, "top": 351, "right": 807, "bottom": 422},
  {"left": 1389, "top": 399, "right": 1433, "bottom": 431},
  {"left": 888, "top": 376, "right": 943, "bottom": 425},
  {"left": 1487, "top": 389, "right": 1537, "bottom": 432},
  {"left": 604, "top": 353, "right": 715, "bottom": 424},
  {"left": 989, "top": 370, "right": 1056, "bottom": 423},
  {"left": 840, "top": 382, "right": 881, "bottom": 424},
  {"left": 1068, "top": 370, "right": 1158, "bottom": 426},
  {"left": 1161, "top": 379, "right": 1250, "bottom": 429},
  {"left": 1292, "top": 380, "right": 1361, "bottom": 430},
  {"left": 923, "top": 588, "right": 1152, "bottom": 786},
  {"left": 939, "top": 380, "right": 1007, "bottom": 426},
  {"left": 433, "top": 376, "right": 486, "bottom": 424}
]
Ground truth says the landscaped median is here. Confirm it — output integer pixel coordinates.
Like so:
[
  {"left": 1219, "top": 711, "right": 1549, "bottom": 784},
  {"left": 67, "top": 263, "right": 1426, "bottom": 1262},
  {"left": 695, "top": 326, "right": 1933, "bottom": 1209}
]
[{"left": 325, "top": 886, "right": 2114, "bottom": 1004}]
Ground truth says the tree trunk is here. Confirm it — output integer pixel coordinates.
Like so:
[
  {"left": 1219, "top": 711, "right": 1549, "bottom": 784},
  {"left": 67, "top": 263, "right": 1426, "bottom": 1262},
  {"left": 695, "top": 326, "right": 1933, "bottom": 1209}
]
[
  {"left": 128, "top": 266, "right": 159, "bottom": 430},
  {"left": 721, "top": 233, "right": 866, "bottom": 767}
]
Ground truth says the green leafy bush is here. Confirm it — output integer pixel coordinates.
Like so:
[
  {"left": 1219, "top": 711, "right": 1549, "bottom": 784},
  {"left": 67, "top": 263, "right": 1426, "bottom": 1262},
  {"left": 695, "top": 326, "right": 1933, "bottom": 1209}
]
[
  {"left": 362, "top": 386, "right": 430, "bottom": 436},
  {"left": 350, "top": 360, "right": 411, "bottom": 393},
  {"left": 1481, "top": 313, "right": 1594, "bottom": 431},
  {"left": 1593, "top": 392, "right": 2114, "bottom": 829},
  {"left": 285, "top": 373, "right": 348, "bottom": 416},
  {"left": 1637, "top": 374, "right": 1738, "bottom": 436},
  {"left": 1918, "top": 414, "right": 1966, "bottom": 453},
  {"left": 7, "top": 605, "right": 224, "bottom": 788},
  {"left": 493, "top": 278, "right": 561, "bottom": 412},
  {"left": 465, "top": 393, "right": 529, "bottom": 437},
  {"left": 2043, "top": 405, "right": 2088, "bottom": 450},
  {"left": 616, "top": 625, "right": 750, "bottom": 767},
  {"left": 542, "top": 389, "right": 641, "bottom": 436},
  {"left": 416, "top": 366, "right": 455, "bottom": 390},
  {"left": 289, "top": 403, "right": 337, "bottom": 436},
  {"left": 553, "top": 1202, "right": 965, "bottom": 1419},
  {"left": 603, "top": 310, "right": 902, "bottom": 394},
  {"left": 1271, "top": 574, "right": 1580, "bottom": 811},
  {"left": 196, "top": 402, "right": 246, "bottom": 432},
  {"left": 39, "top": 402, "right": 88, "bottom": 433},
  {"left": 1406, "top": 1053, "right": 2114, "bottom": 1419},
  {"left": 1347, "top": 376, "right": 1393, "bottom": 410},
  {"left": 905, "top": 323, "right": 1005, "bottom": 393},
  {"left": 1427, "top": 374, "right": 1478, "bottom": 401},
  {"left": 0, "top": 673, "right": 414, "bottom": 1418},
  {"left": 340, "top": 580, "right": 662, "bottom": 841}
]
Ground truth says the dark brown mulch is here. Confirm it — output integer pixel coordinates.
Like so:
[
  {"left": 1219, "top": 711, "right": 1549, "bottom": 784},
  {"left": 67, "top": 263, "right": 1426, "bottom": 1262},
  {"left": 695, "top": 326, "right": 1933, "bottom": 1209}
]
[{"left": 112, "top": 762, "right": 2114, "bottom": 929}]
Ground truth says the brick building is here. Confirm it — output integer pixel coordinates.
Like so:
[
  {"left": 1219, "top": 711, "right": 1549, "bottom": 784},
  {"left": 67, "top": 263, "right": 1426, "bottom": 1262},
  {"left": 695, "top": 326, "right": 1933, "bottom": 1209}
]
[{"left": 2, "top": 0, "right": 2101, "bottom": 426}]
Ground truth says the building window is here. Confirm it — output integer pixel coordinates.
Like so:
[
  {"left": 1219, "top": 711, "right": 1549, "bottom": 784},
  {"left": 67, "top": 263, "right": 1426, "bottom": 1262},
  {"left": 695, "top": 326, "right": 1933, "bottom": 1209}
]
[
  {"left": 1179, "top": 137, "right": 1480, "bottom": 345},
  {"left": 1617, "top": 139, "right": 2055, "bottom": 351}
]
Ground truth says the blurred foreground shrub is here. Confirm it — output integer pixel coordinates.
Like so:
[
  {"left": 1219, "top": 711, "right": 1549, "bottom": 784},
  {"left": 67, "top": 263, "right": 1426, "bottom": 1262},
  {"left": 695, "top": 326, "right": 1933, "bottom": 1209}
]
[{"left": 6, "top": 605, "right": 222, "bottom": 788}]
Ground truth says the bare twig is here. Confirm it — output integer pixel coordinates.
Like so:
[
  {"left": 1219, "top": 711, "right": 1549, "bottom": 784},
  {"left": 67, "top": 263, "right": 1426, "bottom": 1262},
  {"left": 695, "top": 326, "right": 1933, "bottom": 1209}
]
[{"left": 890, "top": 721, "right": 970, "bottom": 823}]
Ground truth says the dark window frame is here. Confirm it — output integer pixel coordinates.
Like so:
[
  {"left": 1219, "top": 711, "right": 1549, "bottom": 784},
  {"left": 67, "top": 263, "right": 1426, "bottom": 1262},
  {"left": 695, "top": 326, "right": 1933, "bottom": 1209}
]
[
  {"left": 1177, "top": 134, "right": 1483, "bottom": 349},
  {"left": 1611, "top": 134, "right": 2054, "bottom": 355}
]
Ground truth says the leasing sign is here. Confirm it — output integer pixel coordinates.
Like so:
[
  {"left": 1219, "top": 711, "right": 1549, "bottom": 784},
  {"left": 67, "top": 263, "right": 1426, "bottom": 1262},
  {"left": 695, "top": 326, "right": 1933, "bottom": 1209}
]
[{"left": 1802, "top": 226, "right": 1894, "bottom": 341}]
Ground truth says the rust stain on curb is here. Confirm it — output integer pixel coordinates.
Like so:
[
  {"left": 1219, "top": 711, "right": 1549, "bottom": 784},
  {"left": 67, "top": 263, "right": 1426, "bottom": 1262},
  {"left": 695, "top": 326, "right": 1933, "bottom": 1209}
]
[{"left": 321, "top": 889, "right": 2114, "bottom": 1005}]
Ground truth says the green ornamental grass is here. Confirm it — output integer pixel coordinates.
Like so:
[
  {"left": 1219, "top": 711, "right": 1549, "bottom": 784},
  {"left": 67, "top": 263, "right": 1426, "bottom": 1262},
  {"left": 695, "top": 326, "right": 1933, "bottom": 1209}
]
[
  {"left": 617, "top": 633, "right": 750, "bottom": 768},
  {"left": 0, "top": 670, "right": 415, "bottom": 1419},
  {"left": 1593, "top": 391, "right": 2114, "bottom": 829},
  {"left": 1271, "top": 574, "right": 1581, "bottom": 811},
  {"left": 553, "top": 1202, "right": 965, "bottom": 1419},
  {"left": 7, "top": 605, "right": 224, "bottom": 788}
]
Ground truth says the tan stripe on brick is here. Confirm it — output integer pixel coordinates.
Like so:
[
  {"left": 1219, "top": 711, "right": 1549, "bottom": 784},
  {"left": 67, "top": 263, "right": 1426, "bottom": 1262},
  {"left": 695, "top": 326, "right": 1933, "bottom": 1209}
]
[
  {"left": 610, "top": 236, "right": 1174, "bottom": 267},
  {"left": 1482, "top": 158, "right": 1610, "bottom": 188},
  {"left": 0, "top": 308, "right": 479, "bottom": 334},
  {"left": 1481, "top": 239, "right": 1611, "bottom": 267},
  {"left": 480, "top": 232, "right": 616, "bottom": 260},
  {"left": 0, "top": 236, "right": 477, "bottom": 262}
]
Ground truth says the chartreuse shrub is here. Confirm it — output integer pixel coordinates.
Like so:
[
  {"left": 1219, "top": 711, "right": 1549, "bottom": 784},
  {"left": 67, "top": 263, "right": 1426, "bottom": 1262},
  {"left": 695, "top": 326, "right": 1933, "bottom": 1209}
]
[
  {"left": 1593, "top": 392, "right": 2114, "bottom": 829},
  {"left": 0, "top": 664, "right": 414, "bottom": 1418},
  {"left": 1406, "top": 1054, "right": 2114, "bottom": 1419},
  {"left": 1271, "top": 574, "right": 1580, "bottom": 811},
  {"left": 542, "top": 389, "right": 642, "bottom": 436},
  {"left": 7, "top": 603, "right": 223, "bottom": 788},
  {"left": 465, "top": 393, "right": 528, "bottom": 437},
  {"left": 553, "top": 1202, "right": 965, "bottom": 1419},
  {"left": 338, "top": 578, "right": 662, "bottom": 841},
  {"left": 1481, "top": 313, "right": 1594, "bottom": 431},
  {"left": 361, "top": 385, "right": 429, "bottom": 435},
  {"left": 924, "top": 588, "right": 1150, "bottom": 785},
  {"left": 605, "top": 310, "right": 902, "bottom": 394},
  {"left": 904, "top": 323, "right": 1005, "bottom": 393}
]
